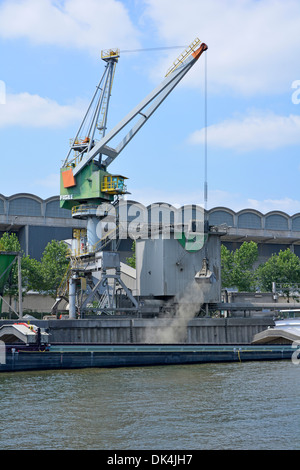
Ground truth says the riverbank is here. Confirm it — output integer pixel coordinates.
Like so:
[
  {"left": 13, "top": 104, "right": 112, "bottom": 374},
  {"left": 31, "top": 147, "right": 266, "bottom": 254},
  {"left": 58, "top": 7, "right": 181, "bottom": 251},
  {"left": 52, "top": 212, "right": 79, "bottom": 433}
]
[{"left": 0, "top": 316, "right": 274, "bottom": 344}]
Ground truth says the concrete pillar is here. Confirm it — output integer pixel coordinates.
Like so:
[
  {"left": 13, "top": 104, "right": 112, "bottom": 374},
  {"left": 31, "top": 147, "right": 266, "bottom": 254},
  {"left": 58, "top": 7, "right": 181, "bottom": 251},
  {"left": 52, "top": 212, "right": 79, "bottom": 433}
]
[
  {"left": 69, "top": 276, "right": 76, "bottom": 319},
  {"left": 25, "top": 225, "right": 29, "bottom": 256},
  {"left": 87, "top": 216, "right": 99, "bottom": 249}
]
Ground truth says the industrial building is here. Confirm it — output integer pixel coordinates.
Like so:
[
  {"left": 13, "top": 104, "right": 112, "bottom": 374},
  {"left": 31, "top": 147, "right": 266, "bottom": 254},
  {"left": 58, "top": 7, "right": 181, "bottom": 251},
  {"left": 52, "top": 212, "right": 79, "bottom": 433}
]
[
  {"left": 1, "top": 192, "right": 300, "bottom": 265},
  {"left": 2, "top": 40, "right": 300, "bottom": 318},
  {"left": 0, "top": 193, "right": 85, "bottom": 259},
  {"left": 210, "top": 206, "right": 300, "bottom": 265}
]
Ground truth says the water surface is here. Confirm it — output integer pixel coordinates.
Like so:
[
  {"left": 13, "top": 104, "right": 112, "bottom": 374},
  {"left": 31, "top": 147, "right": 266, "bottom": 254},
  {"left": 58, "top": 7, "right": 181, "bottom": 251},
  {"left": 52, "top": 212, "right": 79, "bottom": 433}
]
[{"left": 0, "top": 360, "right": 299, "bottom": 450}]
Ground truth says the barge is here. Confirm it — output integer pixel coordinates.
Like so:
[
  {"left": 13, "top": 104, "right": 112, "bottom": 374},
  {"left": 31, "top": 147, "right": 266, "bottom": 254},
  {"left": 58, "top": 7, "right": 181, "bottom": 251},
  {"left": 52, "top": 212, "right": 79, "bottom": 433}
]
[
  {"left": 0, "top": 321, "right": 299, "bottom": 372},
  {"left": 0, "top": 343, "right": 298, "bottom": 372}
]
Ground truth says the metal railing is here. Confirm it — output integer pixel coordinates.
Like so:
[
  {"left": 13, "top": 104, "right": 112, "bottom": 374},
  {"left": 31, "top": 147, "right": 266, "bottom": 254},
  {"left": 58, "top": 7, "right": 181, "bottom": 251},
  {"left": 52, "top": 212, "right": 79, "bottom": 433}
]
[
  {"left": 101, "top": 180, "right": 127, "bottom": 194},
  {"left": 71, "top": 204, "right": 99, "bottom": 216},
  {"left": 165, "top": 38, "right": 201, "bottom": 77},
  {"left": 101, "top": 48, "right": 120, "bottom": 60}
]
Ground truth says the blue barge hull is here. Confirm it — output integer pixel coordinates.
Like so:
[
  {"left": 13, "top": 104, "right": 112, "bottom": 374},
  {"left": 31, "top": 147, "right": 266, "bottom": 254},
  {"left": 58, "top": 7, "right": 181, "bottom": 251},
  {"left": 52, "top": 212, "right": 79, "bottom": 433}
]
[{"left": 0, "top": 344, "right": 297, "bottom": 372}]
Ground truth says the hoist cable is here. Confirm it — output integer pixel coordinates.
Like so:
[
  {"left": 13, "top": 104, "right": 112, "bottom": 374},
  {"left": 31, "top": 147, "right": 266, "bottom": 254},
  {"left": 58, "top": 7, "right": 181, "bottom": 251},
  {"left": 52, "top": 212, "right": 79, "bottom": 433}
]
[
  {"left": 204, "top": 50, "right": 208, "bottom": 213},
  {"left": 204, "top": 50, "right": 208, "bottom": 259},
  {"left": 120, "top": 45, "right": 188, "bottom": 53}
]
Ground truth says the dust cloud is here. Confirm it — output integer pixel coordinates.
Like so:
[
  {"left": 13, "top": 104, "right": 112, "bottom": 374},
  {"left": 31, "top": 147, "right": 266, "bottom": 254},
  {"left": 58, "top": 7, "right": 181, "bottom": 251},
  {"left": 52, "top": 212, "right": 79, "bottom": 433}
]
[{"left": 143, "top": 282, "right": 208, "bottom": 344}]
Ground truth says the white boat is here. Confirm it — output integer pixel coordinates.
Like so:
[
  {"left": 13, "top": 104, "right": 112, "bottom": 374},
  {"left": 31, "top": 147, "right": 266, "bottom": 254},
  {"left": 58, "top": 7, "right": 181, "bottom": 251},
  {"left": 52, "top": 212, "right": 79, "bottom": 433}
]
[{"left": 252, "top": 316, "right": 300, "bottom": 344}]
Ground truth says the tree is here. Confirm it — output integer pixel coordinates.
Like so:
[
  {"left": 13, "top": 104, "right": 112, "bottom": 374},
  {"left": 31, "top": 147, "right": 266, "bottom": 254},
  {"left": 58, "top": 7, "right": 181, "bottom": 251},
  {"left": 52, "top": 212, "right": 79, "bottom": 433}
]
[
  {"left": 40, "top": 240, "right": 70, "bottom": 298},
  {"left": 221, "top": 241, "right": 258, "bottom": 292},
  {"left": 0, "top": 233, "right": 22, "bottom": 303},
  {"left": 126, "top": 240, "right": 136, "bottom": 268},
  {"left": 21, "top": 255, "right": 44, "bottom": 293},
  {"left": 0, "top": 232, "right": 20, "bottom": 252},
  {"left": 0, "top": 233, "right": 70, "bottom": 316},
  {"left": 256, "top": 248, "right": 300, "bottom": 300},
  {"left": 0, "top": 232, "right": 45, "bottom": 293},
  {"left": 220, "top": 245, "right": 234, "bottom": 289}
]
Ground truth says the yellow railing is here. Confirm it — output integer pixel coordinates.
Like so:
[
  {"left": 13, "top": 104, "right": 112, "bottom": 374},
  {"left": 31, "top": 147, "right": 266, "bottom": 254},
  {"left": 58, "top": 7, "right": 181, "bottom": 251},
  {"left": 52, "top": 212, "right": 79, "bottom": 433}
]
[
  {"left": 57, "top": 262, "right": 71, "bottom": 297},
  {"left": 71, "top": 205, "right": 99, "bottom": 216},
  {"left": 165, "top": 38, "right": 201, "bottom": 76},
  {"left": 71, "top": 226, "right": 118, "bottom": 258},
  {"left": 101, "top": 48, "right": 120, "bottom": 60},
  {"left": 101, "top": 181, "right": 127, "bottom": 194}
]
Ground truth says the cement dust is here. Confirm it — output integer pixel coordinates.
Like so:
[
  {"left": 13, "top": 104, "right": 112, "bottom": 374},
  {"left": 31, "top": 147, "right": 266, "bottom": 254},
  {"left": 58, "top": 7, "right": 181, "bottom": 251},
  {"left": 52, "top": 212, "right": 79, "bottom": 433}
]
[{"left": 143, "top": 282, "right": 210, "bottom": 343}]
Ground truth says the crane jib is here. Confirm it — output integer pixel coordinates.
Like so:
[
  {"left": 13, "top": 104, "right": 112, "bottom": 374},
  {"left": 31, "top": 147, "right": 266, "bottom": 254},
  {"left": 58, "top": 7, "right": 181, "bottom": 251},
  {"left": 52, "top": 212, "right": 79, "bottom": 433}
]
[
  {"left": 60, "top": 38, "right": 207, "bottom": 209},
  {"left": 70, "top": 41, "right": 207, "bottom": 178}
]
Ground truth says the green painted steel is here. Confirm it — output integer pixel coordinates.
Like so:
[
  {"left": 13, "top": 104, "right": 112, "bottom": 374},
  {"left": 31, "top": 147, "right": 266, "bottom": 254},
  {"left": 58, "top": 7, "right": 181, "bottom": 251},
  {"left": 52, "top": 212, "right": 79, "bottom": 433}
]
[
  {"left": 60, "top": 164, "right": 113, "bottom": 210},
  {"left": 0, "top": 253, "right": 16, "bottom": 312},
  {"left": 175, "top": 231, "right": 208, "bottom": 253}
]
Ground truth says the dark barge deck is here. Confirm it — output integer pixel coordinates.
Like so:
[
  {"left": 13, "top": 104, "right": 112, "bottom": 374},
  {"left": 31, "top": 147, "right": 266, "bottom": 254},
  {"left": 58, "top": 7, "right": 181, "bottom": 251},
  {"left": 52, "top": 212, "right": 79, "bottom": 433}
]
[{"left": 0, "top": 343, "right": 298, "bottom": 372}]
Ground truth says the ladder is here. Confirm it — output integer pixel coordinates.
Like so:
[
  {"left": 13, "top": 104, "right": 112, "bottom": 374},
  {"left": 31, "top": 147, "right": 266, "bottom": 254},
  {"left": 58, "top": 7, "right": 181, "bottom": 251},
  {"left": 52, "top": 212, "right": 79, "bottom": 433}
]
[{"left": 165, "top": 38, "right": 201, "bottom": 76}]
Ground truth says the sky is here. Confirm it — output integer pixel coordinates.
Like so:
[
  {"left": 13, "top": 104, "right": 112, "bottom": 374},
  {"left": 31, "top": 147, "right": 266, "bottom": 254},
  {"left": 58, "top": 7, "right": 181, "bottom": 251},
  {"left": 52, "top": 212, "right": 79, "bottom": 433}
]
[{"left": 1, "top": 0, "right": 300, "bottom": 215}]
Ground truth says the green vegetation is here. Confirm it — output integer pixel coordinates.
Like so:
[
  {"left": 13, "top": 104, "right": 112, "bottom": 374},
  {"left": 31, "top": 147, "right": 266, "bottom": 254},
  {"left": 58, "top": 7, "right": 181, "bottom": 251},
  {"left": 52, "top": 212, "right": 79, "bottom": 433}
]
[
  {"left": 0, "top": 233, "right": 69, "bottom": 305},
  {"left": 2, "top": 231, "right": 300, "bottom": 310},
  {"left": 221, "top": 241, "right": 300, "bottom": 298},
  {"left": 0, "top": 232, "right": 20, "bottom": 252},
  {"left": 38, "top": 240, "right": 70, "bottom": 297},
  {"left": 221, "top": 241, "right": 258, "bottom": 292},
  {"left": 256, "top": 248, "right": 300, "bottom": 300},
  {"left": 126, "top": 240, "right": 136, "bottom": 269}
]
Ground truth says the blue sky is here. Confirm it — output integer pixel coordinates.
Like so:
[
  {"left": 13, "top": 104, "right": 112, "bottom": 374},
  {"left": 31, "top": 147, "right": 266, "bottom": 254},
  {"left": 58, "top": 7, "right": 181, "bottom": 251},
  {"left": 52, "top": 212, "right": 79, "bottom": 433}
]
[{"left": 1, "top": 0, "right": 300, "bottom": 214}]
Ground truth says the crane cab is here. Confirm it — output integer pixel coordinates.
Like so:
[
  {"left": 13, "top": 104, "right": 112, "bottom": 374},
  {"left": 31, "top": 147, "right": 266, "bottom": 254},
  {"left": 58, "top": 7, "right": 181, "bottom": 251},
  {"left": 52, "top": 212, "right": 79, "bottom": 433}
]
[{"left": 101, "top": 174, "right": 128, "bottom": 195}]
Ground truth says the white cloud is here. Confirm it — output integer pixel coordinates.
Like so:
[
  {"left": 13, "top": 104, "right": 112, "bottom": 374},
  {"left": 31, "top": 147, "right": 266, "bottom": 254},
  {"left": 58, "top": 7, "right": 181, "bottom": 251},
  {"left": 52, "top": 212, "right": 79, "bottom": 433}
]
[
  {"left": 247, "top": 197, "right": 300, "bottom": 215},
  {"left": 0, "top": 0, "right": 140, "bottom": 54},
  {"left": 128, "top": 187, "right": 247, "bottom": 212},
  {"left": 34, "top": 173, "right": 59, "bottom": 189},
  {"left": 128, "top": 187, "right": 300, "bottom": 215},
  {"left": 144, "top": 0, "right": 300, "bottom": 95},
  {"left": 2, "top": 0, "right": 300, "bottom": 95},
  {"left": 208, "top": 192, "right": 300, "bottom": 215},
  {"left": 0, "top": 92, "right": 85, "bottom": 127},
  {"left": 188, "top": 111, "right": 300, "bottom": 152},
  {"left": 127, "top": 187, "right": 206, "bottom": 208}
]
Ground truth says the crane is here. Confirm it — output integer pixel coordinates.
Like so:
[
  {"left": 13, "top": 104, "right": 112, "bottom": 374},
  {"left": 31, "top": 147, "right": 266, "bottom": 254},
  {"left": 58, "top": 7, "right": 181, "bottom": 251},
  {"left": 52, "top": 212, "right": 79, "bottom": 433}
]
[
  {"left": 60, "top": 38, "right": 207, "bottom": 209},
  {"left": 58, "top": 38, "right": 208, "bottom": 318}
]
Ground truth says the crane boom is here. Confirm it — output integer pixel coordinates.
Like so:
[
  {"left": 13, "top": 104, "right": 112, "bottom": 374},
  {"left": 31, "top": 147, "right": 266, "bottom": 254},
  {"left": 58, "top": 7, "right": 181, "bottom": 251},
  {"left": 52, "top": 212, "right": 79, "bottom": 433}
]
[
  {"left": 73, "top": 41, "right": 207, "bottom": 175},
  {"left": 60, "top": 39, "right": 207, "bottom": 209}
]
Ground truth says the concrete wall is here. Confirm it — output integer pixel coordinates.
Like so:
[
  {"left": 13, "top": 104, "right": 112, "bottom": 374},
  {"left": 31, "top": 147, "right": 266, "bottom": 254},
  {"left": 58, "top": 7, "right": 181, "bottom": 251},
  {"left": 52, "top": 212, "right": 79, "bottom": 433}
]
[
  {"left": 0, "top": 317, "right": 274, "bottom": 345},
  {"left": 1, "top": 293, "right": 67, "bottom": 314}
]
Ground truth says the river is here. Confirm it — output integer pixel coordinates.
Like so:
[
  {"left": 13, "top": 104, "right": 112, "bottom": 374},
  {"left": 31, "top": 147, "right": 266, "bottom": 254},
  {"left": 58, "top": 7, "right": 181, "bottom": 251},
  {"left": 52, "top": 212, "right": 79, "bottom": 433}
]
[{"left": 0, "top": 360, "right": 299, "bottom": 450}]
